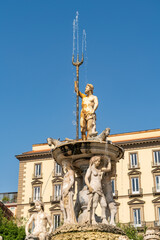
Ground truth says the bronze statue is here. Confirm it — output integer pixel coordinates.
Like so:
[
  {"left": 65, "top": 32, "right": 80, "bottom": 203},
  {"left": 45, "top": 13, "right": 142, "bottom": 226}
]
[{"left": 75, "top": 82, "right": 98, "bottom": 140}]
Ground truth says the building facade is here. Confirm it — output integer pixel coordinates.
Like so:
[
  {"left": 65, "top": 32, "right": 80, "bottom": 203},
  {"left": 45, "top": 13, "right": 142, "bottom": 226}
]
[
  {"left": 0, "top": 192, "right": 17, "bottom": 216},
  {"left": 16, "top": 128, "right": 160, "bottom": 229}
]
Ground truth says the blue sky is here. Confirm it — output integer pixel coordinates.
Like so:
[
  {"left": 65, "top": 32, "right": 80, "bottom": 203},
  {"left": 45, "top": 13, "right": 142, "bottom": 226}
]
[{"left": 0, "top": 0, "right": 160, "bottom": 192}]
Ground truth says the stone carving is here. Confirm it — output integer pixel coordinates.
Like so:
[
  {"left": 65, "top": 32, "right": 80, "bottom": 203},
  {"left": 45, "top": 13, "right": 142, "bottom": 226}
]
[
  {"left": 84, "top": 156, "right": 111, "bottom": 224},
  {"left": 75, "top": 82, "right": 98, "bottom": 140},
  {"left": 102, "top": 161, "right": 117, "bottom": 226},
  {"left": 143, "top": 228, "right": 160, "bottom": 240},
  {"left": 25, "top": 200, "right": 53, "bottom": 240},
  {"left": 118, "top": 236, "right": 129, "bottom": 240},
  {"left": 47, "top": 138, "right": 61, "bottom": 149},
  {"left": 61, "top": 160, "right": 77, "bottom": 224},
  {"left": 88, "top": 127, "right": 111, "bottom": 141}
]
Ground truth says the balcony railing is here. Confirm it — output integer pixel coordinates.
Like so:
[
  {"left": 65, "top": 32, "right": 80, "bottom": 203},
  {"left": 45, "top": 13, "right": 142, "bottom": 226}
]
[
  {"left": 154, "top": 220, "right": 160, "bottom": 227},
  {"left": 152, "top": 187, "right": 160, "bottom": 196},
  {"left": 113, "top": 190, "right": 118, "bottom": 199},
  {"left": 152, "top": 161, "right": 160, "bottom": 167},
  {"left": 29, "top": 197, "right": 43, "bottom": 206},
  {"left": 128, "top": 163, "right": 140, "bottom": 170},
  {"left": 130, "top": 221, "right": 146, "bottom": 228},
  {"left": 128, "top": 188, "right": 143, "bottom": 197},
  {"left": 32, "top": 174, "right": 43, "bottom": 179},
  {"left": 50, "top": 196, "right": 61, "bottom": 204},
  {"left": 0, "top": 193, "right": 17, "bottom": 204}
]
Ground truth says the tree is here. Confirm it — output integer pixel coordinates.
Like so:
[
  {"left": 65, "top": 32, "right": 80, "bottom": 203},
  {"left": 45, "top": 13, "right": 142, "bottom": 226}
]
[
  {"left": 0, "top": 209, "right": 25, "bottom": 240},
  {"left": 117, "top": 223, "right": 144, "bottom": 240}
]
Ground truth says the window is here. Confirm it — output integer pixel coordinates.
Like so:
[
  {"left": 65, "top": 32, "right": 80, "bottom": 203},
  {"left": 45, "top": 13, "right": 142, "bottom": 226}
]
[
  {"left": 35, "top": 164, "right": 41, "bottom": 177},
  {"left": 54, "top": 184, "right": 61, "bottom": 201},
  {"left": 53, "top": 214, "right": 60, "bottom": 230},
  {"left": 131, "top": 177, "right": 139, "bottom": 194},
  {"left": 155, "top": 176, "right": 160, "bottom": 192},
  {"left": 33, "top": 186, "right": 40, "bottom": 201},
  {"left": 133, "top": 208, "right": 141, "bottom": 227},
  {"left": 154, "top": 151, "right": 160, "bottom": 166},
  {"left": 55, "top": 163, "right": 62, "bottom": 175},
  {"left": 130, "top": 153, "right": 138, "bottom": 168},
  {"left": 111, "top": 179, "right": 115, "bottom": 196}
]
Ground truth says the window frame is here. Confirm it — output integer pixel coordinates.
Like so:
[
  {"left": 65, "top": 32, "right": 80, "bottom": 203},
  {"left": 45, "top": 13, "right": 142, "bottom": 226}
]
[
  {"left": 53, "top": 214, "right": 61, "bottom": 230},
  {"left": 54, "top": 184, "right": 61, "bottom": 201},
  {"left": 128, "top": 152, "right": 139, "bottom": 169},
  {"left": 32, "top": 185, "right": 41, "bottom": 201},
  {"left": 153, "top": 150, "right": 160, "bottom": 167},
  {"left": 54, "top": 162, "right": 62, "bottom": 176}
]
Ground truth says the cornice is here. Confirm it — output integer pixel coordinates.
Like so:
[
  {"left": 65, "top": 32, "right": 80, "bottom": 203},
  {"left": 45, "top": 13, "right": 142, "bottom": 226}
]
[
  {"left": 16, "top": 151, "right": 52, "bottom": 161},
  {"left": 115, "top": 137, "right": 160, "bottom": 148}
]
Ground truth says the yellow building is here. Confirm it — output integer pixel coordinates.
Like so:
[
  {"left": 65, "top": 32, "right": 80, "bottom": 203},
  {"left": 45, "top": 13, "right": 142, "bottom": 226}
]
[{"left": 16, "top": 128, "right": 160, "bottom": 229}]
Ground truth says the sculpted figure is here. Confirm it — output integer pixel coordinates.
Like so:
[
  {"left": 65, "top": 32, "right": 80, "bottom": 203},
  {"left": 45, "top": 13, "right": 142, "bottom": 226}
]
[
  {"left": 25, "top": 200, "right": 53, "bottom": 240},
  {"left": 85, "top": 156, "right": 111, "bottom": 224},
  {"left": 102, "top": 161, "right": 117, "bottom": 226},
  {"left": 75, "top": 82, "right": 98, "bottom": 140},
  {"left": 88, "top": 128, "right": 110, "bottom": 142},
  {"left": 61, "top": 160, "right": 77, "bottom": 224}
]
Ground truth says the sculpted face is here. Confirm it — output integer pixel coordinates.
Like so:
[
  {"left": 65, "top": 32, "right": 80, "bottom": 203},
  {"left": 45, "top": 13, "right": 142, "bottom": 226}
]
[
  {"left": 35, "top": 201, "right": 41, "bottom": 212},
  {"left": 85, "top": 84, "right": 91, "bottom": 94},
  {"left": 94, "top": 157, "right": 101, "bottom": 167}
]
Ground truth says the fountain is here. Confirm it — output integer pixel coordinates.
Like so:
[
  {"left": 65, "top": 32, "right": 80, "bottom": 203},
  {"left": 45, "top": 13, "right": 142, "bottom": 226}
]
[
  {"left": 46, "top": 25, "right": 127, "bottom": 237},
  {"left": 26, "top": 12, "right": 129, "bottom": 240}
]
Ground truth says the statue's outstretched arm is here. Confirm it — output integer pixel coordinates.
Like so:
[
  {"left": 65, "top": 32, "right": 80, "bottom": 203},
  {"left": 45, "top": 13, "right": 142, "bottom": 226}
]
[
  {"left": 102, "top": 159, "right": 111, "bottom": 173},
  {"left": 68, "top": 170, "right": 75, "bottom": 190},
  {"left": 46, "top": 214, "right": 53, "bottom": 235},
  {"left": 85, "top": 167, "right": 93, "bottom": 193},
  {"left": 74, "top": 81, "right": 85, "bottom": 98},
  {"left": 25, "top": 214, "right": 34, "bottom": 235}
]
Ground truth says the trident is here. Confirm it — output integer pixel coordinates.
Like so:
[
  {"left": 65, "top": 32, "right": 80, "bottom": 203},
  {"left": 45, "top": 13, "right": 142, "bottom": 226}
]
[{"left": 72, "top": 53, "right": 83, "bottom": 140}]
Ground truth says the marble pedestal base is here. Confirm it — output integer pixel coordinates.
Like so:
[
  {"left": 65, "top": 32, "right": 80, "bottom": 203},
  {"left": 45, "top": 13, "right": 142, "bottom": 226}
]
[{"left": 49, "top": 224, "right": 128, "bottom": 240}]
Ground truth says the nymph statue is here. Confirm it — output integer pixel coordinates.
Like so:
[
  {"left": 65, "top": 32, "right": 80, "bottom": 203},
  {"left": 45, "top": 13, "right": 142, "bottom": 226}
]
[
  {"left": 85, "top": 156, "right": 111, "bottom": 224},
  {"left": 75, "top": 82, "right": 98, "bottom": 140},
  {"left": 25, "top": 200, "right": 53, "bottom": 240},
  {"left": 61, "top": 160, "right": 77, "bottom": 224}
]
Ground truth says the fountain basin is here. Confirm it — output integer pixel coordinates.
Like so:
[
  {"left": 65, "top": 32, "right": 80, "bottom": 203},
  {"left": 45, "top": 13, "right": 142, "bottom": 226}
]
[{"left": 52, "top": 140, "right": 124, "bottom": 169}]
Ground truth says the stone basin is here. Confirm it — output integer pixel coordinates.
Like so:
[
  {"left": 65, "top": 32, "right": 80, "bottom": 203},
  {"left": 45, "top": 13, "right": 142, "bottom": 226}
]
[
  {"left": 52, "top": 140, "right": 124, "bottom": 169},
  {"left": 49, "top": 224, "right": 128, "bottom": 240}
]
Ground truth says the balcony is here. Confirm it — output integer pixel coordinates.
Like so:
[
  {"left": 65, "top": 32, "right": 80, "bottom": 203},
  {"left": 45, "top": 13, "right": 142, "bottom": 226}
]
[
  {"left": 128, "top": 163, "right": 140, "bottom": 170},
  {"left": 50, "top": 196, "right": 61, "bottom": 204},
  {"left": 0, "top": 192, "right": 17, "bottom": 204},
  {"left": 130, "top": 221, "right": 146, "bottom": 228},
  {"left": 154, "top": 221, "right": 160, "bottom": 227},
  {"left": 128, "top": 188, "right": 143, "bottom": 197},
  {"left": 113, "top": 190, "right": 118, "bottom": 199},
  {"left": 29, "top": 197, "right": 43, "bottom": 206},
  {"left": 152, "top": 187, "right": 160, "bottom": 196},
  {"left": 32, "top": 174, "right": 43, "bottom": 180},
  {"left": 152, "top": 161, "right": 160, "bottom": 168}
]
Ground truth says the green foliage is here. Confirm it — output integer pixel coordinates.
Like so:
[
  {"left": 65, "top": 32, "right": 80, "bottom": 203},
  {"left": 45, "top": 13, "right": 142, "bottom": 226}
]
[
  {"left": 1, "top": 197, "right": 10, "bottom": 203},
  {"left": 0, "top": 209, "right": 26, "bottom": 240},
  {"left": 117, "top": 223, "right": 144, "bottom": 240}
]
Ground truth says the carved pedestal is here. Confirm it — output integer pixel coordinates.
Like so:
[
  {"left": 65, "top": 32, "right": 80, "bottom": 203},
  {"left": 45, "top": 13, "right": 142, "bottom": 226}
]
[
  {"left": 143, "top": 229, "right": 160, "bottom": 240},
  {"left": 49, "top": 224, "right": 129, "bottom": 240}
]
